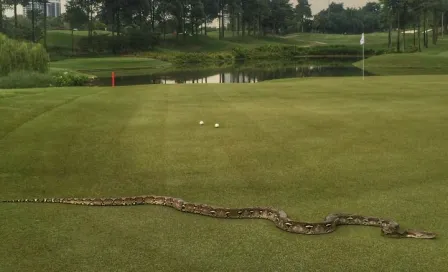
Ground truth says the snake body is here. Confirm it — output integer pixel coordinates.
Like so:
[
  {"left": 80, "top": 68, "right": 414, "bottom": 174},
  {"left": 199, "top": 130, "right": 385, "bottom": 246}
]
[{"left": 1, "top": 195, "right": 436, "bottom": 239}]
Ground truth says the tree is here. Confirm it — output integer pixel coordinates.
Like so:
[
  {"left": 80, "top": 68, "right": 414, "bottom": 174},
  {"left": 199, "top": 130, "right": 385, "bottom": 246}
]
[
  {"left": 267, "top": 0, "right": 293, "bottom": 34},
  {"left": 202, "top": 0, "right": 219, "bottom": 35},
  {"left": 154, "top": 0, "right": 171, "bottom": 39},
  {"left": 379, "top": 0, "right": 393, "bottom": 48},
  {"left": 362, "top": 2, "right": 381, "bottom": 33},
  {"left": 190, "top": 0, "right": 205, "bottom": 35},
  {"left": 295, "top": 0, "right": 311, "bottom": 33},
  {"left": 64, "top": 1, "right": 88, "bottom": 53},
  {"left": 3, "top": 0, "right": 27, "bottom": 29},
  {"left": 40, "top": 0, "right": 47, "bottom": 49},
  {"left": 46, "top": 15, "right": 65, "bottom": 29},
  {"left": 0, "top": 0, "right": 5, "bottom": 33}
]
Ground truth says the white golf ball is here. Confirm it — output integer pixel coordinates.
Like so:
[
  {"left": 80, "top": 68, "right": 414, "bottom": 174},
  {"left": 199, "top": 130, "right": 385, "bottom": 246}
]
[
  {"left": 199, "top": 121, "right": 204, "bottom": 125},
  {"left": 215, "top": 123, "right": 219, "bottom": 128}
]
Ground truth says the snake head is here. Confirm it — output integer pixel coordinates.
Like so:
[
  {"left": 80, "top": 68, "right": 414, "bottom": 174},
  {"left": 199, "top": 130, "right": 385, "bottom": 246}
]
[{"left": 405, "top": 230, "right": 437, "bottom": 239}]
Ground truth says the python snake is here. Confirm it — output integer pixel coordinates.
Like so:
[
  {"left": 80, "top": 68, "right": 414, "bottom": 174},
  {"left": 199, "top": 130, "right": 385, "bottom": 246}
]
[{"left": 1, "top": 195, "right": 436, "bottom": 239}]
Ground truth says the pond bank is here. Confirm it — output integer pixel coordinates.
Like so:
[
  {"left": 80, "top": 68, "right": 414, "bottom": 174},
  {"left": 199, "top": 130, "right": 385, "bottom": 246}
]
[
  {"left": 92, "top": 63, "right": 370, "bottom": 86},
  {"left": 45, "top": 49, "right": 446, "bottom": 88}
]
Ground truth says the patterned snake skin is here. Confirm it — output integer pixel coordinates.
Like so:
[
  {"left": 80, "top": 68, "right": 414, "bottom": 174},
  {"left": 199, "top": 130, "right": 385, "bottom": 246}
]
[{"left": 1, "top": 195, "right": 436, "bottom": 239}]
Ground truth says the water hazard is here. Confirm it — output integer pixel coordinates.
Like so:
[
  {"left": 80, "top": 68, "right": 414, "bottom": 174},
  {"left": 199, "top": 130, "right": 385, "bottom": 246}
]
[{"left": 93, "top": 63, "right": 372, "bottom": 86}]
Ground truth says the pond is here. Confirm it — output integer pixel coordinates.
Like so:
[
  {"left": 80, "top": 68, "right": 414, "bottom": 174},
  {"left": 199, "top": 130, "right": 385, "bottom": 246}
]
[{"left": 92, "top": 61, "right": 373, "bottom": 86}]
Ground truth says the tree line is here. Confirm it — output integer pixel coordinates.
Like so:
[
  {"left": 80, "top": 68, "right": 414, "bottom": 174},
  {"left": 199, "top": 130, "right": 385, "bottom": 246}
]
[{"left": 0, "top": 0, "right": 448, "bottom": 53}]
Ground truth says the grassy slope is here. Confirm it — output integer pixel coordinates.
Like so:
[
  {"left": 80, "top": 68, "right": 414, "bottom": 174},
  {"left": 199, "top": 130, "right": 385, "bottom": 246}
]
[
  {"left": 285, "top": 32, "right": 391, "bottom": 49},
  {"left": 48, "top": 30, "right": 413, "bottom": 52},
  {"left": 46, "top": 29, "right": 111, "bottom": 49},
  {"left": 354, "top": 53, "right": 448, "bottom": 75},
  {"left": 47, "top": 30, "right": 305, "bottom": 76},
  {"left": 156, "top": 30, "right": 306, "bottom": 52},
  {"left": 47, "top": 29, "right": 307, "bottom": 53},
  {"left": 1, "top": 75, "right": 448, "bottom": 271},
  {"left": 50, "top": 57, "right": 172, "bottom": 77},
  {"left": 47, "top": 30, "right": 448, "bottom": 77},
  {"left": 349, "top": 32, "right": 448, "bottom": 75}
]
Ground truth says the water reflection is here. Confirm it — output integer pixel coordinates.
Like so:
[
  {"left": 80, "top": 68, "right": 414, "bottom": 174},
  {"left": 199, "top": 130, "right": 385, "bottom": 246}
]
[
  {"left": 95, "top": 64, "right": 370, "bottom": 86},
  {"left": 155, "top": 72, "right": 260, "bottom": 84}
]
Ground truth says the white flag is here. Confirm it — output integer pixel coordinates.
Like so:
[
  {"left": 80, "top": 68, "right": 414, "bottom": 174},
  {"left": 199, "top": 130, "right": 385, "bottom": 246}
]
[{"left": 360, "top": 33, "right": 365, "bottom": 45}]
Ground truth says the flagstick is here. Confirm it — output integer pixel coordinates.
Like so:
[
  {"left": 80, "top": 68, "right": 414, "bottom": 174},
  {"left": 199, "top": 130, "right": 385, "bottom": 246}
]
[
  {"left": 360, "top": 33, "right": 365, "bottom": 80},
  {"left": 362, "top": 42, "right": 365, "bottom": 80}
]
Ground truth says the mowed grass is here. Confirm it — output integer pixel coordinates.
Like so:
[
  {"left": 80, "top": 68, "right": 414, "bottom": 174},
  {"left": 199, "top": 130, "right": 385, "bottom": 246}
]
[
  {"left": 155, "top": 30, "right": 306, "bottom": 52},
  {"left": 45, "top": 30, "right": 111, "bottom": 49},
  {"left": 336, "top": 31, "right": 448, "bottom": 75},
  {"left": 50, "top": 57, "right": 172, "bottom": 77},
  {"left": 354, "top": 53, "right": 448, "bottom": 75},
  {"left": 285, "top": 31, "right": 419, "bottom": 49},
  {"left": 46, "top": 29, "right": 308, "bottom": 53},
  {"left": 1, "top": 76, "right": 448, "bottom": 271},
  {"left": 353, "top": 37, "right": 448, "bottom": 75}
]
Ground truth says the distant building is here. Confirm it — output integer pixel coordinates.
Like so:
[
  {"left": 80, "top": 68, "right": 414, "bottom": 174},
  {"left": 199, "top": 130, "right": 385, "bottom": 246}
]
[
  {"left": 47, "top": 1, "right": 62, "bottom": 17},
  {"left": 23, "top": 0, "right": 61, "bottom": 18}
]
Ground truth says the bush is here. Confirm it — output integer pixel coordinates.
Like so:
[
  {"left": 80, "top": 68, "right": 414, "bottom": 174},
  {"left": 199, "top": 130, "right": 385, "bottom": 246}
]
[
  {"left": 140, "top": 51, "right": 234, "bottom": 66},
  {"left": 307, "top": 45, "right": 376, "bottom": 56},
  {"left": 51, "top": 70, "right": 91, "bottom": 87},
  {"left": 231, "top": 44, "right": 379, "bottom": 60},
  {"left": 3, "top": 15, "right": 44, "bottom": 42},
  {"left": 0, "top": 71, "right": 55, "bottom": 89},
  {"left": 0, "top": 33, "right": 49, "bottom": 76},
  {"left": 171, "top": 52, "right": 234, "bottom": 65},
  {"left": 0, "top": 70, "right": 91, "bottom": 89}
]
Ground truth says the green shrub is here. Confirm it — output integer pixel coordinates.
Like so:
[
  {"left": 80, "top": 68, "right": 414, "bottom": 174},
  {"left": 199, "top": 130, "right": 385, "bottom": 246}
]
[
  {"left": 140, "top": 51, "right": 234, "bottom": 66},
  {"left": 306, "top": 45, "right": 376, "bottom": 56},
  {"left": 172, "top": 52, "right": 234, "bottom": 65},
  {"left": 231, "top": 44, "right": 379, "bottom": 60},
  {"left": 0, "top": 71, "right": 54, "bottom": 89},
  {"left": 0, "top": 70, "right": 91, "bottom": 89},
  {"left": 0, "top": 33, "right": 49, "bottom": 76},
  {"left": 137, "top": 44, "right": 382, "bottom": 66},
  {"left": 51, "top": 70, "right": 91, "bottom": 87}
]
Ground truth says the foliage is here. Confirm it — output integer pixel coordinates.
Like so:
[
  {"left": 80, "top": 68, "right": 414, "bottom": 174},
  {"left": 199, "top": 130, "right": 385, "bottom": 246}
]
[
  {"left": 76, "top": 30, "right": 160, "bottom": 53},
  {"left": 0, "top": 70, "right": 54, "bottom": 89},
  {"left": 51, "top": 69, "right": 91, "bottom": 86},
  {"left": 295, "top": 0, "right": 312, "bottom": 33},
  {"left": 2, "top": 0, "right": 448, "bottom": 56},
  {"left": 2, "top": 15, "right": 43, "bottom": 41},
  {"left": 231, "top": 44, "right": 379, "bottom": 60},
  {"left": 0, "top": 69, "right": 91, "bottom": 89},
  {"left": 0, "top": 33, "right": 49, "bottom": 76},
  {"left": 313, "top": 2, "right": 382, "bottom": 34},
  {"left": 64, "top": 3, "right": 89, "bottom": 30},
  {"left": 142, "top": 51, "right": 234, "bottom": 66},
  {"left": 138, "top": 43, "right": 380, "bottom": 66}
]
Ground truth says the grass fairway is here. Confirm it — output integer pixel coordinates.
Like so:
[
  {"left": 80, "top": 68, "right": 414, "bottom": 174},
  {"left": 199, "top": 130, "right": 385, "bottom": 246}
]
[
  {"left": 50, "top": 57, "right": 172, "bottom": 77},
  {"left": 1, "top": 76, "right": 448, "bottom": 271}
]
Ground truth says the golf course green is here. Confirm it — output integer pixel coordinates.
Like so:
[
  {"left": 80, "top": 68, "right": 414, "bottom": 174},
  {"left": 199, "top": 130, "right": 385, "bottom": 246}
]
[{"left": 1, "top": 75, "right": 447, "bottom": 271}]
